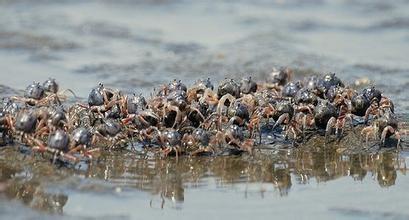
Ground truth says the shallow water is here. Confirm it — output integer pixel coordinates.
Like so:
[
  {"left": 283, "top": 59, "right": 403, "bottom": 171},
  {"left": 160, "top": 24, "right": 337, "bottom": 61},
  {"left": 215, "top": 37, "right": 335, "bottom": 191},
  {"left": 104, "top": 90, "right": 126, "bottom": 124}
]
[{"left": 0, "top": 0, "right": 409, "bottom": 219}]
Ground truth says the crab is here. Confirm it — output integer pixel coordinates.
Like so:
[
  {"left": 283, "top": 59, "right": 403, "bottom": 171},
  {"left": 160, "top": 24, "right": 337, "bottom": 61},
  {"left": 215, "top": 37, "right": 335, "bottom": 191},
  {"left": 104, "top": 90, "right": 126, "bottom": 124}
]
[
  {"left": 13, "top": 109, "right": 40, "bottom": 142},
  {"left": 318, "top": 73, "right": 345, "bottom": 96},
  {"left": 42, "top": 78, "right": 77, "bottom": 103},
  {"left": 361, "top": 109, "right": 402, "bottom": 148},
  {"left": 12, "top": 82, "right": 59, "bottom": 106},
  {"left": 294, "top": 88, "right": 318, "bottom": 136},
  {"left": 313, "top": 100, "right": 338, "bottom": 130},
  {"left": 240, "top": 77, "right": 258, "bottom": 95},
  {"left": 79, "top": 83, "right": 120, "bottom": 115},
  {"left": 155, "top": 79, "right": 187, "bottom": 97},
  {"left": 248, "top": 102, "right": 276, "bottom": 142},
  {"left": 270, "top": 101, "right": 305, "bottom": 142},
  {"left": 34, "top": 106, "right": 68, "bottom": 138},
  {"left": 93, "top": 119, "right": 127, "bottom": 149},
  {"left": 217, "top": 78, "right": 241, "bottom": 98},
  {"left": 266, "top": 67, "right": 292, "bottom": 89},
  {"left": 282, "top": 81, "right": 302, "bottom": 98},
  {"left": 67, "top": 127, "right": 99, "bottom": 158},
  {"left": 199, "top": 93, "right": 235, "bottom": 131},
  {"left": 187, "top": 78, "right": 214, "bottom": 103},
  {"left": 162, "top": 90, "right": 188, "bottom": 128},
  {"left": 325, "top": 93, "right": 354, "bottom": 141},
  {"left": 185, "top": 101, "right": 207, "bottom": 128},
  {"left": 247, "top": 90, "right": 282, "bottom": 141},
  {"left": 121, "top": 93, "right": 147, "bottom": 116},
  {"left": 351, "top": 94, "right": 370, "bottom": 117},
  {"left": 180, "top": 128, "right": 213, "bottom": 156},
  {"left": 122, "top": 109, "right": 160, "bottom": 130},
  {"left": 212, "top": 124, "right": 254, "bottom": 154},
  {"left": 31, "top": 129, "right": 78, "bottom": 162},
  {"left": 156, "top": 129, "right": 183, "bottom": 159},
  {"left": 227, "top": 101, "right": 250, "bottom": 126}
]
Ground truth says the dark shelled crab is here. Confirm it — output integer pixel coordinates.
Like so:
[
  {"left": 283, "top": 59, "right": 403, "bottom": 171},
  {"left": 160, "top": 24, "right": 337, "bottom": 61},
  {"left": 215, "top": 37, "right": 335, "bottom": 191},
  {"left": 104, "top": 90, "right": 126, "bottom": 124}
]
[
  {"left": 325, "top": 93, "right": 354, "bottom": 141},
  {"left": 13, "top": 109, "right": 40, "bottom": 141},
  {"left": 150, "top": 128, "right": 184, "bottom": 159},
  {"left": 155, "top": 79, "right": 187, "bottom": 97},
  {"left": 313, "top": 100, "right": 338, "bottom": 130},
  {"left": 318, "top": 73, "right": 345, "bottom": 96},
  {"left": 79, "top": 83, "right": 121, "bottom": 115},
  {"left": 364, "top": 95, "right": 394, "bottom": 124},
  {"left": 12, "top": 80, "right": 76, "bottom": 107},
  {"left": 93, "top": 119, "right": 127, "bottom": 149},
  {"left": 270, "top": 101, "right": 304, "bottom": 142},
  {"left": 187, "top": 78, "right": 214, "bottom": 103},
  {"left": 68, "top": 127, "right": 99, "bottom": 158},
  {"left": 272, "top": 101, "right": 295, "bottom": 127},
  {"left": 185, "top": 101, "right": 207, "bottom": 128},
  {"left": 42, "top": 78, "right": 60, "bottom": 94},
  {"left": 12, "top": 82, "right": 58, "bottom": 106},
  {"left": 181, "top": 127, "right": 213, "bottom": 156},
  {"left": 34, "top": 106, "right": 69, "bottom": 138},
  {"left": 7, "top": 104, "right": 69, "bottom": 139},
  {"left": 168, "top": 79, "right": 187, "bottom": 93},
  {"left": 42, "top": 78, "right": 77, "bottom": 102},
  {"left": 240, "top": 76, "right": 258, "bottom": 95},
  {"left": 294, "top": 88, "right": 317, "bottom": 136},
  {"left": 122, "top": 93, "right": 147, "bottom": 115},
  {"left": 31, "top": 129, "right": 78, "bottom": 162},
  {"left": 247, "top": 89, "right": 284, "bottom": 141},
  {"left": 198, "top": 93, "right": 236, "bottom": 131},
  {"left": 217, "top": 78, "right": 241, "bottom": 98},
  {"left": 213, "top": 124, "right": 254, "bottom": 154},
  {"left": 248, "top": 102, "right": 276, "bottom": 142},
  {"left": 227, "top": 101, "right": 250, "bottom": 126},
  {"left": 266, "top": 67, "right": 293, "bottom": 89},
  {"left": 351, "top": 94, "right": 370, "bottom": 117},
  {"left": 361, "top": 109, "right": 402, "bottom": 148},
  {"left": 162, "top": 90, "right": 188, "bottom": 128},
  {"left": 12, "top": 110, "right": 75, "bottom": 161},
  {"left": 282, "top": 81, "right": 302, "bottom": 98},
  {"left": 122, "top": 109, "right": 160, "bottom": 130}
]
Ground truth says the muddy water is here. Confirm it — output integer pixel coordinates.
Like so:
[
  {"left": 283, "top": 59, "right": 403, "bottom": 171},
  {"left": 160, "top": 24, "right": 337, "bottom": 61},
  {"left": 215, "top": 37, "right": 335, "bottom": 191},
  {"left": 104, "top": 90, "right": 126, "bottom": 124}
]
[{"left": 0, "top": 0, "right": 409, "bottom": 219}]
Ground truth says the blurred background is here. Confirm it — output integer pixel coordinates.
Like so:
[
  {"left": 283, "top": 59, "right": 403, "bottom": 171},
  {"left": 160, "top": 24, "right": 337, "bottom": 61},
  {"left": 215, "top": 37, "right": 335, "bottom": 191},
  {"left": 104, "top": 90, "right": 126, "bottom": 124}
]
[{"left": 0, "top": 0, "right": 408, "bottom": 111}]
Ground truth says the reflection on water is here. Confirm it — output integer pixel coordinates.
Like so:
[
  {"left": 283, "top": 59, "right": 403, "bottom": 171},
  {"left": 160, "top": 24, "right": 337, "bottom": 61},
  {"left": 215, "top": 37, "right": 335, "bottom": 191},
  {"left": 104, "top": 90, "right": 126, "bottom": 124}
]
[
  {"left": 0, "top": 150, "right": 67, "bottom": 214},
  {"left": 77, "top": 147, "right": 406, "bottom": 209},
  {"left": 1, "top": 146, "right": 406, "bottom": 214}
]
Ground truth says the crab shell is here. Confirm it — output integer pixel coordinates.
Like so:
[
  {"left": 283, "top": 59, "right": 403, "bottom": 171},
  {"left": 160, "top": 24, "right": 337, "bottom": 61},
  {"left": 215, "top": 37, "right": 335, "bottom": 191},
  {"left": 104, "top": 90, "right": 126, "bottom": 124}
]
[
  {"left": 351, "top": 94, "right": 370, "bottom": 117},
  {"left": 15, "top": 111, "right": 37, "bottom": 133},
  {"left": 24, "top": 83, "right": 45, "bottom": 100},
  {"left": 43, "top": 78, "right": 59, "bottom": 93},
  {"left": 240, "top": 77, "right": 257, "bottom": 94},
  {"left": 72, "top": 127, "right": 92, "bottom": 146},
  {"left": 217, "top": 78, "right": 240, "bottom": 98},
  {"left": 48, "top": 130, "right": 70, "bottom": 151},
  {"left": 313, "top": 101, "right": 337, "bottom": 129}
]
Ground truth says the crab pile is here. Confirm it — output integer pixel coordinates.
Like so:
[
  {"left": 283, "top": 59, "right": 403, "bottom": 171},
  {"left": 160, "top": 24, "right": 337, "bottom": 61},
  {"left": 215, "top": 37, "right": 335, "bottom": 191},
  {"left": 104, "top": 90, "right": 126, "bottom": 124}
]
[{"left": 0, "top": 68, "right": 405, "bottom": 163}]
